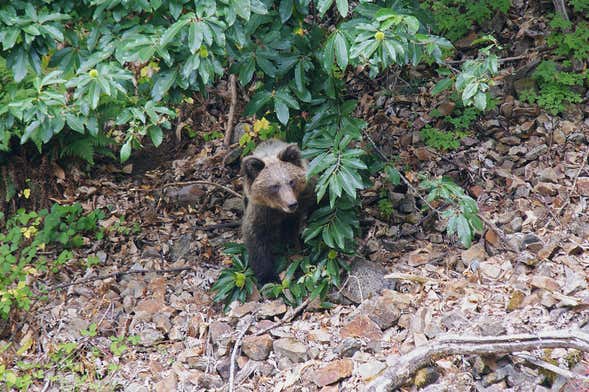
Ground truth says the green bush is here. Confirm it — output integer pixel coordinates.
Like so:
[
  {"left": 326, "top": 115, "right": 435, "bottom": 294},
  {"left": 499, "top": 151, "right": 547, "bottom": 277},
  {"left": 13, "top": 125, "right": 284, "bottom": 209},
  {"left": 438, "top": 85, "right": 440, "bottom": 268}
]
[
  {"left": 422, "top": 0, "right": 511, "bottom": 42},
  {"left": 547, "top": 15, "right": 589, "bottom": 62},
  {"left": 0, "top": 204, "right": 104, "bottom": 320},
  {"left": 520, "top": 61, "right": 586, "bottom": 115}
]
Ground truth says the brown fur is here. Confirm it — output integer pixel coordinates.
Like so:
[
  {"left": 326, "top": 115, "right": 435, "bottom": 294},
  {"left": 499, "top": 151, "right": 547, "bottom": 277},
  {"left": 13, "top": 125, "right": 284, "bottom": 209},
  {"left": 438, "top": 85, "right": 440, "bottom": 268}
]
[{"left": 240, "top": 139, "right": 314, "bottom": 283}]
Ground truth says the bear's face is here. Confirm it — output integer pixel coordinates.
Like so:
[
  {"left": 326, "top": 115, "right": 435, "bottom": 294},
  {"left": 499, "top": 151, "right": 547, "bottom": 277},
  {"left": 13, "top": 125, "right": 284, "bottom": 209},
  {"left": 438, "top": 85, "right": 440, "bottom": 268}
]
[{"left": 242, "top": 144, "right": 307, "bottom": 214}]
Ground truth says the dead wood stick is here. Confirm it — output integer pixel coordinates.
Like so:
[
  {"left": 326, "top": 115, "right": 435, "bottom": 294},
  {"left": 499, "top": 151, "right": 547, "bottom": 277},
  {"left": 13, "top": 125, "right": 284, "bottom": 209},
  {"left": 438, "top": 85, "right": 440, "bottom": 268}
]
[
  {"left": 163, "top": 180, "right": 242, "bottom": 199},
  {"left": 552, "top": 0, "right": 570, "bottom": 22},
  {"left": 48, "top": 266, "right": 195, "bottom": 291},
  {"left": 228, "top": 315, "right": 254, "bottom": 392},
  {"left": 224, "top": 74, "right": 238, "bottom": 147},
  {"left": 514, "top": 352, "right": 589, "bottom": 381},
  {"left": 558, "top": 145, "right": 589, "bottom": 215},
  {"left": 254, "top": 297, "right": 312, "bottom": 337},
  {"left": 367, "top": 329, "right": 589, "bottom": 391}
]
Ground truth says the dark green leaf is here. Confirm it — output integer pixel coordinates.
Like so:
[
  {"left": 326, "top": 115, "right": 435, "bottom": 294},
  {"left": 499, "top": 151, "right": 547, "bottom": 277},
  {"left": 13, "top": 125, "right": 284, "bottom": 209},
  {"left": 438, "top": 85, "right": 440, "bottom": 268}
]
[
  {"left": 279, "top": 0, "right": 293, "bottom": 22},
  {"left": 244, "top": 90, "right": 272, "bottom": 115},
  {"left": 334, "top": 32, "right": 348, "bottom": 70},
  {"left": 275, "top": 99, "right": 289, "bottom": 125},
  {"left": 431, "top": 78, "right": 453, "bottom": 95},
  {"left": 335, "top": 0, "right": 348, "bottom": 17}
]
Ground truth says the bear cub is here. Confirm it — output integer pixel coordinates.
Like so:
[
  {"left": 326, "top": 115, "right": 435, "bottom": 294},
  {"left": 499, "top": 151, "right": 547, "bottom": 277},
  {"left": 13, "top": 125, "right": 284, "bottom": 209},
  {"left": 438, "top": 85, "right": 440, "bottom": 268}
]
[{"left": 241, "top": 139, "right": 314, "bottom": 283}]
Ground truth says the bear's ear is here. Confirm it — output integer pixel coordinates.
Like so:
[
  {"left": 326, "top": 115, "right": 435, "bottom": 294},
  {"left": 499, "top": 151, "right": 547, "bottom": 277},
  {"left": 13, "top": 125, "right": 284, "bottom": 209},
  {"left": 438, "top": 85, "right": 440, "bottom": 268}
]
[
  {"left": 278, "top": 143, "right": 303, "bottom": 167},
  {"left": 242, "top": 156, "right": 265, "bottom": 181}
]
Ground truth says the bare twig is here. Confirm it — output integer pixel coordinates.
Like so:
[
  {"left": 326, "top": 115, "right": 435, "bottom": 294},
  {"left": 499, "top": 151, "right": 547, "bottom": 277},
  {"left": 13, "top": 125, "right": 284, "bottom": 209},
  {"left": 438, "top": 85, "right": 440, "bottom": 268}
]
[
  {"left": 514, "top": 352, "right": 589, "bottom": 381},
  {"left": 163, "top": 180, "right": 242, "bottom": 199},
  {"left": 478, "top": 213, "right": 519, "bottom": 253},
  {"left": 558, "top": 145, "right": 589, "bottom": 215},
  {"left": 48, "top": 266, "right": 195, "bottom": 291},
  {"left": 224, "top": 74, "right": 238, "bottom": 147},
  {"left": 368, "top": 329, "right": 589, "bottom": 391},
  {"left": 446, "top": 53, "right": 532, "bottom": 65},
  {"left": 254, "top": 297, "right": 312, "bottom": 336},
  {"left": 552, "top": 0, "right": 570, "bottom": 22},
  {"left": 129, "top": 180, "right": 242, "bottom": 199},
  {"left": 228, "top": 315, "right": 254, "bottom": 392}
]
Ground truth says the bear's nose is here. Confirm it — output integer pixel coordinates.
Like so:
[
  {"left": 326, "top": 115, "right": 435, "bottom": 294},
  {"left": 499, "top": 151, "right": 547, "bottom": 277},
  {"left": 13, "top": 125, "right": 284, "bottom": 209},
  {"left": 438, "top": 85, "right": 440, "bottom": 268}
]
[{"left": 287, "top": 202, "right": 299, "bottom": 211}]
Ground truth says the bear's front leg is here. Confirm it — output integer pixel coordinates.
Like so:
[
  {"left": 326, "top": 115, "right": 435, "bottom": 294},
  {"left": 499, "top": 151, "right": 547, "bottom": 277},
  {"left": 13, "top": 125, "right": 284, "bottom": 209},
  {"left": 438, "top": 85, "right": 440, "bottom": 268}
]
[{"left": 245, "top": 233, "right": 277, "bottom": 284}]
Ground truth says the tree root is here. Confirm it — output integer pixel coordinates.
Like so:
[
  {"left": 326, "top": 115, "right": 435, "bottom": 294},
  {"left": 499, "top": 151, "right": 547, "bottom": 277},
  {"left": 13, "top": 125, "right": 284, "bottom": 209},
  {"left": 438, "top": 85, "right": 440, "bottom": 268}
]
[{"left": 367, "top": 329, "right": 589, "bottom": 391}]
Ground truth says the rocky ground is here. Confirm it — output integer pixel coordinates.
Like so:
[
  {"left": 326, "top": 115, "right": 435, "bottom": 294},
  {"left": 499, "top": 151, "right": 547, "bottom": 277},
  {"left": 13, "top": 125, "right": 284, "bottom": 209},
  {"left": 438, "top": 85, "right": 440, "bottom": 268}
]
[{"left": 5, "top": 103, "right": 589, "bottom": 391}]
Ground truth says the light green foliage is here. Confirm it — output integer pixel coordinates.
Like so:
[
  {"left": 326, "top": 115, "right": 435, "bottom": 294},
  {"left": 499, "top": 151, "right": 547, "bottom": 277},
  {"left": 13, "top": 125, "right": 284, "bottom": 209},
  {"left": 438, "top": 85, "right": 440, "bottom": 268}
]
[
  {"left": 421, "top": 105, "right": 480, "bottom": 150},
  {"left": 0, "top": 204, "right": 104, "bottom": 319},
  {"left": 521, "top": 61, "right": 586, "bottom": 115},
  {"left": 420, "top": 126, "right": 466, "bottom": 150},
  {"left": 421, "top": 177, "right": 483, "bottom": 247},
  {"left": 570, "top": 0, "right": 589, "bottom": 12},
  {"left": 423, "top": 0, "right": 511, "bottom": 41},
  {"left": 547, "top": 15, "right": 589, "bottom": 61},
  {"left": 432, "top": 38, "right": 500, "bottom": 111},
  {"left": 211, "top": 243, "right": 257, "bottom": 309}
]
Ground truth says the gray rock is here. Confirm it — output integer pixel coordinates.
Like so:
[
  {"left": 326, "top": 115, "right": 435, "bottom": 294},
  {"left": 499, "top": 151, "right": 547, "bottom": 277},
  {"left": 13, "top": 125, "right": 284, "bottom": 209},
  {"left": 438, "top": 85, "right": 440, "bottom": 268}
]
[
  {"left": 273, "top": 338, "right": 308, "bottom": 363},
  {"left": 336, "top": 337, "right": 362, "bottom": 358},
  {"left": 336, "top": 257, "right": 395, "bottom": 304}
]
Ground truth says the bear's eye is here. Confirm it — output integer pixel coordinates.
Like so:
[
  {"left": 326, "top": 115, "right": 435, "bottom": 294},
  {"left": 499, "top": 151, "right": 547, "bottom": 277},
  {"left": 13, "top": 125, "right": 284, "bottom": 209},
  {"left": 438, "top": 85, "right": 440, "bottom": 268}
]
[
  {"left": 289, "top": 179, "right": 295, "bottom": 187},
  {"left": 269, "top": 184, "right": 280, "bottom": 193}
]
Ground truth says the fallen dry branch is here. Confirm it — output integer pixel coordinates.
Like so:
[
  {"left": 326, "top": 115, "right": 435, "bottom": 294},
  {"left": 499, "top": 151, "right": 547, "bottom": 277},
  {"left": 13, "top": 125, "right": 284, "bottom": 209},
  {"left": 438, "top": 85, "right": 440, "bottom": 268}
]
[
  {"left": 367, "top": 329, "right": 589, "bottom": 391},
  {"left": 228, "top": 315, "right": 254, "bottom": 392},
  {"left": 48, "top": 266, "right": 195, "bottom": 291},
  {"left": 224, "top": 74, "right": 238, "bottom": 147}
]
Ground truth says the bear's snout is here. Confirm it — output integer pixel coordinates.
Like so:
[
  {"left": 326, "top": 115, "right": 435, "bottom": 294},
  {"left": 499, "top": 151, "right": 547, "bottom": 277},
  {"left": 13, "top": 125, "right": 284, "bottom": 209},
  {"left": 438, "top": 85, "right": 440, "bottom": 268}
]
[{"left": 286, "top": 201, "right": 299, "bottom": 212}]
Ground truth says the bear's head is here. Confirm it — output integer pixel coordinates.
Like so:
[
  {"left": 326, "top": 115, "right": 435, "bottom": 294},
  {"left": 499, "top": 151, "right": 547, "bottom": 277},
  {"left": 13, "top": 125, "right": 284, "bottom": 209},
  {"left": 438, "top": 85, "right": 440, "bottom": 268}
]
[{"left": 242, "top": 144, "right": 307, "bottom": 214}]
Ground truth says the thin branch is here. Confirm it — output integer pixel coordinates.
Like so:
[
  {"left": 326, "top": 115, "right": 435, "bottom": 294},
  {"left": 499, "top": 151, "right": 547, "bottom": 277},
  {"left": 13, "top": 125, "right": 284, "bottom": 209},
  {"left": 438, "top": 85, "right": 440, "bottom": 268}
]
[
  {"left": 228, "top": 315, "right": 254, "bottom": 392},
  {"left": 478, "top": 213, "right": 519, "bottom": 253},
  {"left": 47, "top": 266, "right": 195, "bottom": 291},
  {"left": 224, "top": 74, "right": 238, "bottom": 147},
  {"left": 367, "top": 329, "right": 589, "bottom": 391},
  {"left": 514, "top": 352, "right": 589, "bottom": 381},
  {"left": 558, "top": 145, "right": 589, "bottom": 215},
  {"left": 160, "top": 180, "right": 242, "bottom": 199}
]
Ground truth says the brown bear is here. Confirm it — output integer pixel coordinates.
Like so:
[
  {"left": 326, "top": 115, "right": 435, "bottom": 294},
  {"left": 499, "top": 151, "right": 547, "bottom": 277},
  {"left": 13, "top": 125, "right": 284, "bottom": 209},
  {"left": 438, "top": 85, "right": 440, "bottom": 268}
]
[{"left": 240, "top": 139, "right": 315, "bottom": 283}]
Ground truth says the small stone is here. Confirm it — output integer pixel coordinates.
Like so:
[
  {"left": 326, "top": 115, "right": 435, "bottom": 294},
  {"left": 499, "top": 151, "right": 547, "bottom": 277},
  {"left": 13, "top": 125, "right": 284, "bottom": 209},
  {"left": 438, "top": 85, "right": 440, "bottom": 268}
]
[
  {"left": 273, "top": 338, "right": 308, "bottom": 363},
  {"left": 139, "top": 328, "right": 164, "bottom": 346},
  {"left": 258, "top": 300, "right": 287, "bottom": 318},
  {"left": 510, "top": 216, "right": 523, "bottom": 233},
  {"left": 414, "top": 147, "right": 433, "bottom": 161},
  {"left": 531, "top": 275, "right": 560, "bottom": 292},
  {"left": 522, "top": 233, "right": 544, "bottom": 252},
  {"left": 222, "top": 197, "right": 243, "bottom": 211},
  {"left": 461, "top": 243, "right": 487, "bottom": 264},
  {"left": 311, "top": 359, "right": 354, "bottom": 386},
  {"left": 310, "top": 329, "right": 332, "bottom": 343},
  {"left": 563, "top": 267, "right": 587, "bottom": 295},
  {"left": 155, "top": 373, "right": 177, "bottom": 392},
  {"left": 209, "top": 321, "right": 232, "bottom": 342},
  {"left": 507, "top": 290, "right": 525, "bottom": 311},
  {"left": 216, "top": 357, "right": 231, "bottom": 381},
  {"left": 525, "top": 144, "right": 548, "bottom": 161},
  {"left": 336, "top": 337, "right": 362, "bottom": 358},
  {"left": 538, "top": 167, "right": 559, "bottom": 183},
  {"left": 537, "top": 242, "right": 559, "bottom": 260},
  {"left": 414, "top": 367, "right": 440, "bottom": 388},
  {"left": 355, "top": 295, "right": 401, "bottom": 330},
  {"left": 229, "top": 301, "right": 259, "bottom": 319},
  {"left": 479, "top": 320, "right": 506, "bottom": 336},
  {"left": 576, "top": 177, "right": 589, "bottom": 196},
  {"left": 479, "top": 262, "right": 502, "bottom": 279},
  {"left": 358, "top": 360, "right": 387, "bottom": 381},
  {"left": 340, "top": 315, "right": 383, "bottom": 341},
  {"left": 242, "top": 334, "right": 273, "bottom": 361},
  {"left": 153, "top": 314, "right": 172, "bottom": 333},
  {"left": 534, "top": 182, "right": 560, "bottom": 196}
]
